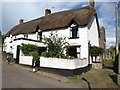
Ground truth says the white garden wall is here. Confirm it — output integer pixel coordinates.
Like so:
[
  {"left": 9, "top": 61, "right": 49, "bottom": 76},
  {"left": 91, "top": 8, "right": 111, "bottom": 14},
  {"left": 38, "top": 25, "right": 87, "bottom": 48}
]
[
  {"left": 40, "top": 57, "right": 88, "bottom": 70},
  {"left": 19, "top": 53, "right": 89, "bottom": 70},
  {"left": 19, "top": 55, "right": 33, "bottom": 65}
]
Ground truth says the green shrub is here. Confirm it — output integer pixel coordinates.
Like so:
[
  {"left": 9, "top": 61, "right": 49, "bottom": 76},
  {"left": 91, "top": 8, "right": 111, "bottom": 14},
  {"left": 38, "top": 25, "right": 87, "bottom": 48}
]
[
  {"left": 43, "top": 32, "right": 68, "bottom": 58},
  {"left": 20, "top": 43, "right": 38, "bottom": 56},
  {"left": 102, "top": 60, "right": 114, "bottom": 67},
  {"left": 7, "top": 55, "right": 15, "bottom": 63},
  {"left": 29, "top": 52, "right": 40, "bottom": 61},
  {"left": 41, "top": 51, "right": 47, "bottom": 57}
]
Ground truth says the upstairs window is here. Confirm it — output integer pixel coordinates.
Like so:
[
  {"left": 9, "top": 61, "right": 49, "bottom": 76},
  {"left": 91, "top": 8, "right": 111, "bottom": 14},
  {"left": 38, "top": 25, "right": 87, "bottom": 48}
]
[
  {"left": 70, "top": 26, "right": 79, "bottom": 39},
  {"left": 24, "top": 35, "right": 28, "bottom": 38},
  {"left": 37, "top": 30, "right": 42, "bottom": 42}
]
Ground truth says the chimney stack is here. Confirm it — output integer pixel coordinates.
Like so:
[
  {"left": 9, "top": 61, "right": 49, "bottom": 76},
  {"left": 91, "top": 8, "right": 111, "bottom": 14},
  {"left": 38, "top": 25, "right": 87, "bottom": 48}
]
[
  {"left": 89, "top": 0, "right": 95, "bottom": 8},
  {"left": 19, "top": 19, "right": 24, "bottom": 24},
  {"left": 45, "top": 9, "right": 51, "bottom": 16}
]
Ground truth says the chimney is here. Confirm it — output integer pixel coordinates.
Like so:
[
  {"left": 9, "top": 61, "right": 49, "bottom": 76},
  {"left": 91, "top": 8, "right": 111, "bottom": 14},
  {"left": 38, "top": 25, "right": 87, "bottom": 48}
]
[
  {"left": 19, "top": 19, "right": 24, "bottom": 24},
  {"left": 45, "top": 9, "right": 51, "bottom": 16},
  {"left": 89, "top": 0, "right": 95, "bottom": 8}
]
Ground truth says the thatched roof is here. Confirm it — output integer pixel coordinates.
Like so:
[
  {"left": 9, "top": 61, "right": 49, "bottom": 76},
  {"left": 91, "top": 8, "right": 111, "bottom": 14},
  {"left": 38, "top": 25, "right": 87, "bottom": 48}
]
[{"left": 6, "top": 6, "right": 97, "bottom": 36}]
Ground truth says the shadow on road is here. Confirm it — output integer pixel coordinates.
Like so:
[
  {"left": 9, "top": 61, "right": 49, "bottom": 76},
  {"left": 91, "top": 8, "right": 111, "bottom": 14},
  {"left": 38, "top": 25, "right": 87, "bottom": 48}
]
[
  {"left": 82, "top": 78, "right": 91, "bottom": 90},
  {"left": 109, "top": 75, "right": 117, "bottom": 84}
]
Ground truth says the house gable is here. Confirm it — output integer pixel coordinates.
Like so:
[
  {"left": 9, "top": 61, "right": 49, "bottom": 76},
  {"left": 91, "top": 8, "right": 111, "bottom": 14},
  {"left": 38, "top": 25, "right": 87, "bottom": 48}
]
[{"left": 87, "top": 15, "right": 100, "bottom": 46}]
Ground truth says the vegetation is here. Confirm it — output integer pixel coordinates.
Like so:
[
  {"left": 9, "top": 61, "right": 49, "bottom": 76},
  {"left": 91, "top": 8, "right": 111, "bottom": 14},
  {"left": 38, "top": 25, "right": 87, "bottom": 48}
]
[
  {"left": 107, "top": 46, "right": 116, "bottom": 60},
  {"left": 102, "top": 60, "right": 114, "bottom": 68},
  {"left": 7, "top": 54, "right": 15, "bottom": 64},
  {"left": 89, "top": 46, "right": 104, "bottom": 60},
  {"left": 29, "top": 52, "right": 40, "bottom": 61},
  {"left": 20, "top": 43, "right": 39, "bottom": 56},
  {"left": 69, "top": 69, "right": 118, "bottom": 88},
  {"left": 42, "top": 32, "right": 68, "bottom": 58}
]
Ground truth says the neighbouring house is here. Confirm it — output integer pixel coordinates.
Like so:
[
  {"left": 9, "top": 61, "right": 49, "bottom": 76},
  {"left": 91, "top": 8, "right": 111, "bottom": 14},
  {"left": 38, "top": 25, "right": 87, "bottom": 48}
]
[{"left": 3, "top": 0, "right": 105, "bottom": 76}]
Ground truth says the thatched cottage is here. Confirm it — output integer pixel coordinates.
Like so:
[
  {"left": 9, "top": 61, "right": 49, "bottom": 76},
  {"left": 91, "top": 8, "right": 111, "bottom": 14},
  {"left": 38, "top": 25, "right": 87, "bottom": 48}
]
[{"left": 3, "top": 0, "right": 106, "bottom": 75}]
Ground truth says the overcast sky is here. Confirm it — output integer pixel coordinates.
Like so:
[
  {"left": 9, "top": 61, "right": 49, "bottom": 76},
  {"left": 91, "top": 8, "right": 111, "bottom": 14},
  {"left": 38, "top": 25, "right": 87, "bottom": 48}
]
[{"left": 0, "top": 0, "right": 120, "bottom": 48}]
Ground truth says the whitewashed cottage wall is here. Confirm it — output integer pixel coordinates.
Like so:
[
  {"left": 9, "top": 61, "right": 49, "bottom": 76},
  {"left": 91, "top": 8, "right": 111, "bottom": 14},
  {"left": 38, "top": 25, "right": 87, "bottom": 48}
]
[{"left": 88, "top": 16, "right": 99, "bottom": 46}]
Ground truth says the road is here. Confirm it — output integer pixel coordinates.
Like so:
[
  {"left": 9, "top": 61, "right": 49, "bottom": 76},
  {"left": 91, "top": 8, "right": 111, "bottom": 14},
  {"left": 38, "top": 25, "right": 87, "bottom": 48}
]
[{"left": 2, "top": 52, "right": 80, "bottom": 88}]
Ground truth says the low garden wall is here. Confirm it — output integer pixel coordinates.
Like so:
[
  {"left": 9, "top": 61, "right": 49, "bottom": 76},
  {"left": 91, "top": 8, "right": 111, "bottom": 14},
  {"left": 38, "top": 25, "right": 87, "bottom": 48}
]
[
  {"left": 19, "top": 55, "right": 88, "bottom": 70},
  {"left": 19, "top": 55, "right": 91, "bottom": 76},
  {"left": 19, "top": 55, "right": 33, "bottom": 66},
  {"left": 40, "top": 57, "right": 88, "bottom": 70}
]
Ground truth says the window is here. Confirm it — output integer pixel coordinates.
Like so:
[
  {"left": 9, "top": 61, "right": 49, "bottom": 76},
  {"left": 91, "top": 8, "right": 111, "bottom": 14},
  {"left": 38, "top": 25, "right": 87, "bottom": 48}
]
[
  {"left": 37, "top": 30, "right": 42, "bottom": 42},
  {"left": 24, "top": 35, "right": 28, "bottom": 38},
  {"left": 66, "top": 46, "right": 80, "bottom": 58},
  {"left": 70, "top": 26, "right": 79, "bottom": 39}
]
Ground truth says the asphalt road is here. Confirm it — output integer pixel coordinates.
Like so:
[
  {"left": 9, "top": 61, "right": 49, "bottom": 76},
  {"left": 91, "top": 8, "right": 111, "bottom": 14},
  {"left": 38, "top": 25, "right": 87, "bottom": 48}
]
[{"left": 2, "top": 52, "right": 80, "bottom": 88}]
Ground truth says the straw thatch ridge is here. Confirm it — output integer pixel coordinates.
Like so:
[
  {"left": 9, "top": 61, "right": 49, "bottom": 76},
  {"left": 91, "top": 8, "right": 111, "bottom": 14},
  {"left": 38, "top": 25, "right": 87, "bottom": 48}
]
[{"left": 6, "top": 6, "right": 97, "bottom": 36}]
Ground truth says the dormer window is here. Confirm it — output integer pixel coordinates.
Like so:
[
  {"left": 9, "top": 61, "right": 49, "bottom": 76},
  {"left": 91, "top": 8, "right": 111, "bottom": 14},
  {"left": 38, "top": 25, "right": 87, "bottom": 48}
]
[
  {"left": 37, "top": 29, "right": 42, "bottom": 42},
  {"left": 70, "top": 26, "right": 79, "bottom": 39}
]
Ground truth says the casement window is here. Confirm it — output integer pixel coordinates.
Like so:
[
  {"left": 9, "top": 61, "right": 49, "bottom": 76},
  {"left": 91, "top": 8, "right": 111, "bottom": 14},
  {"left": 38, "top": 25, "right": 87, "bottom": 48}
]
[
  {"left": 24, "top": 35, "right": 28, "bottom": 38},
  {"left": 37, "top": 30, "right": 42, "bottom": 42},
  {"left": 70, "top": 26, "right": 79, "bottom": 39},
  {"left": 66, "top": 46, "right": 81, "bottom": 58}
]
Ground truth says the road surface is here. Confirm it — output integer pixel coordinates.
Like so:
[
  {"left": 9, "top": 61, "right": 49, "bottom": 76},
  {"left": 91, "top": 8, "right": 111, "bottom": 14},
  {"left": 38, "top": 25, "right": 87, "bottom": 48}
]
[{"left": 2, "top": 52, "right": 80, "bottom": 88}]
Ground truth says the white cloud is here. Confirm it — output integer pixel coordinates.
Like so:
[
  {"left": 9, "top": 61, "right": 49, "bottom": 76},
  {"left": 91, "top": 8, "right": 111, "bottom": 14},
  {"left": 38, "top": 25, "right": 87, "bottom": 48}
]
[
  {"left": 1, "top": 0, "right": 117, "bottom": 2},
  {"left": 106, "top": 36, "right": 116, "bottom": 48}
]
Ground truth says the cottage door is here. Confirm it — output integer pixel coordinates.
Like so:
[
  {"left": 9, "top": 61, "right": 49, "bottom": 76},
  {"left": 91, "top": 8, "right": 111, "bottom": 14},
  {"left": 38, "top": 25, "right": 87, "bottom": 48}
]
[{"left": 16, "top": 45, "right": 20, "bottom": 64}]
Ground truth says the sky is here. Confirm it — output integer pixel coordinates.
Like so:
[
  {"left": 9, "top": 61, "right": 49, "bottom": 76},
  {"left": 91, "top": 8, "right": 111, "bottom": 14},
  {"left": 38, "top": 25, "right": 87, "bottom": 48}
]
[{"left": 0, "top": 0, "right": 120, "bottom": 48}]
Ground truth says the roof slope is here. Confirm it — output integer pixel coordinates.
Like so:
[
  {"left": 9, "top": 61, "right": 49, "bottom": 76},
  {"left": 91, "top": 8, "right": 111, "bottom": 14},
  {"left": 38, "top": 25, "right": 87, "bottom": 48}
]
[{"left": 6, "top": 6, "right": 96, "bottom": 36}]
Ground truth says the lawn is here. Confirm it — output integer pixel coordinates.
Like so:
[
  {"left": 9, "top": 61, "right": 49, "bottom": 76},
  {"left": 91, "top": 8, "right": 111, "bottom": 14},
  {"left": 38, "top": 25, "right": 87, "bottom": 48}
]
[
  {"left": 69, "top": 68, "right": 118, "bottom": 88},
  {"left": 102, "top": 60, "right": 114, "bottom": 68}
]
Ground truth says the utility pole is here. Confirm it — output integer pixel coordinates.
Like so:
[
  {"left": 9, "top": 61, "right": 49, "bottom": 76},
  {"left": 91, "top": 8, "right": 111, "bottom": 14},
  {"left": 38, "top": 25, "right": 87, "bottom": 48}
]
[
  {"left": 116, "top": 0, "right": 120, "bottom": 85},
  {"left": 116, "top": 0, "right": 119, "bottom": 55}
]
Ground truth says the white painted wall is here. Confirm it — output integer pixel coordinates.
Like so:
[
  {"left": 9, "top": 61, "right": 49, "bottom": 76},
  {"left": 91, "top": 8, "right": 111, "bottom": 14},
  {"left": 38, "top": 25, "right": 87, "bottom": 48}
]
[
  {"left": 4, "top": 32, "right": 40, "bottom": 57},
  {"left": 19, "top": 50, "right": 33, "bottom": 65},
  {"left": 28, "top": 33, "right": 38, "bottom": 40},
  {"left": 88, "top": 16, "right": 99, "bottom": 46},
  {"left": 15, "top": 34, "right": 24, "bottom": 39},
  {"left": 40, "top": 57, "right": 88, "bottom": 70},
  {"left": 19, "top": 54, "right": 88, "bottom": 70}
]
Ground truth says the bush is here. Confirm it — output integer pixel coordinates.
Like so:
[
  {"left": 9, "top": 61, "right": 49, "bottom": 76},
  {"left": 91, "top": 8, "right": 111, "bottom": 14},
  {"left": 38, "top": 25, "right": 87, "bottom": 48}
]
[
  {"left": 41, "top": 51, "right": 47, "bottom": 57},
  {"left": 29, "top": 52, "right": 40, "bottom": 61},
  {"left": 20, "top": 43, "right": 38, "bottom": 56},
  {"left": 102, "top": 60, "right": 114, "bottom": 68},
  {"left": 7, "top": 55, "right": 15, "bottom": 63},
  {"left": 43, "top": 32, "right": 68, "bottom": 58}
]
